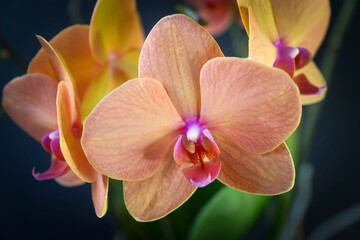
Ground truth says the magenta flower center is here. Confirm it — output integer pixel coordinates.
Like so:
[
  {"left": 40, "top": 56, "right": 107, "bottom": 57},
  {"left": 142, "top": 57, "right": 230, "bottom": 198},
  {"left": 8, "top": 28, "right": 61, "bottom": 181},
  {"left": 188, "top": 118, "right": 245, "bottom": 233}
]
[
  {"left": 41, "top": 130, "right": 65, "bottom": 161},
  {"left": 174, "top": 120, "right": 221, "bottom": 188}
]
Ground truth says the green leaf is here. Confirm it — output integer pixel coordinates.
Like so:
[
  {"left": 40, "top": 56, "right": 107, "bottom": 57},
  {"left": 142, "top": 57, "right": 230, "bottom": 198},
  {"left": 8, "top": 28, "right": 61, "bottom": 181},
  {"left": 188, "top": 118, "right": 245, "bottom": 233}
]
[{"left": 188, "top": 187, "right": 270, "bottom": 240}]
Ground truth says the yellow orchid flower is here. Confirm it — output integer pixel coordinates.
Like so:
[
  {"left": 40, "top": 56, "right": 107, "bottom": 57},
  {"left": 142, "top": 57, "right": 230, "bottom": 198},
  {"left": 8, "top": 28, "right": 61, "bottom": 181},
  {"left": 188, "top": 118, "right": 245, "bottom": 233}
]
[
  {"left": 237, "top": 0, "right": 330, "bottom": 104},
  {"left": 2, "top": 0, "right": 144, "bottom": 217}
]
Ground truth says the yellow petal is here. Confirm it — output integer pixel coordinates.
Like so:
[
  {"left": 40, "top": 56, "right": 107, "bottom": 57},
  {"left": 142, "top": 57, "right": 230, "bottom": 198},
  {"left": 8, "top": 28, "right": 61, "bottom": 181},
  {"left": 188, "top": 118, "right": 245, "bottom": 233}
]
[
  {"left": 296, "top": 61, "right": 327, "bottom": 105},
  {"left": 57, "top": 81, "right": 97, "bottom": 183},
  {"left": 28, "top": 25, "right": 102, "bottom": 100},
  {"left": 89, "top": 0, "right": 144, "bottom": 63},
  {"left": 272, "top": 0, "right": 330, "bottom": 54},
  {"left": 139, "top": 14, "right": 224, "bottom": 119}
]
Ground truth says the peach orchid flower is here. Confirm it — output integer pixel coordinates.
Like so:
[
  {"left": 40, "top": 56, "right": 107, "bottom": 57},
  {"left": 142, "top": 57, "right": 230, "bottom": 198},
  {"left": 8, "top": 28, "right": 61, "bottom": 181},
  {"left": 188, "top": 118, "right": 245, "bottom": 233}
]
[
  {"left": 2, "top": 0, "right": 144, "bottom": 217},
  {"left": 237, "top": 0, "right": 330, "bottom": 104},
  {"left": 185, "top": 0, "right": 241, "bottom": 37},
  {"left": 81, "top": 15, "right": 301, "bottom": 221}
]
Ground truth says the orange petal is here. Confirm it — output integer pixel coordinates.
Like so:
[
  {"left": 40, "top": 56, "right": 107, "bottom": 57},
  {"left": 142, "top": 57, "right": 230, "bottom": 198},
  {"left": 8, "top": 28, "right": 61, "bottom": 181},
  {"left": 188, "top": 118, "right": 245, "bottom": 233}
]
[
  {"left": 295, "top": 61, "right": 327, "bottom": 105},
  {"left": 28, "top": 25, "right": 102, "bottom": 100},
  {"left": 2, "top": 73, "right": 58, "bottom": 141},
  {"left": 89, "top": 0, "right": 144, "bottom": 63},
  {"left": 199, "top": 57, "right": 301, "bottom": 154},
  {"left": 57, "top": 81, "right": 97, "bottom": 183},
  {"left": 237, "top": 0, "right": 279, "bottom": 41},
  {"left": 247, "top": 7, "right": 277, "bottom": 66},
  {"left": 123, "top": 148, "right": 197, "bottom": 221},
  {"left": 81, "top": 78, "right": 184, "bottom": 181},
  {"left": 36, "top": 35, "right": 81, "bottom": 126},
  {"left": 139, "top": 14, "right": 224, "bottom": 119},
  {"left": 92, "top": 173, "right": 109, "bottom": 218},
  {"left": 271, "top": 0, "right": 330, "bottom": 54},
  {"left": 215, "top": 133, "right": 295, "bottom": 194},
  {"left": 55, "top": 170, "right": 85, "bottom": 187}
]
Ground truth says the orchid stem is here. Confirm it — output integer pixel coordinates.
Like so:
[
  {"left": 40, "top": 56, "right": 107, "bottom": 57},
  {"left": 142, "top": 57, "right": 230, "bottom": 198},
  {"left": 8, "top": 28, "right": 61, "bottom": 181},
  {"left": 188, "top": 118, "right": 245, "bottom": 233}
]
[
  {"left": 0, "top": 36, "right": 27, "bottom": 72},
  {"left": 67, "top": 0, "right": 84, "bottom": 24}
]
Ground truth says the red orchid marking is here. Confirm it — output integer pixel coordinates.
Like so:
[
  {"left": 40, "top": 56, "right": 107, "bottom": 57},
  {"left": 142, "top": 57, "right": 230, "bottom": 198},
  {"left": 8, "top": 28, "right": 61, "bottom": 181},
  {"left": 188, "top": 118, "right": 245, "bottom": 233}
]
[{"left": 273, "top": 41, "right": 325, "bottom": 95}]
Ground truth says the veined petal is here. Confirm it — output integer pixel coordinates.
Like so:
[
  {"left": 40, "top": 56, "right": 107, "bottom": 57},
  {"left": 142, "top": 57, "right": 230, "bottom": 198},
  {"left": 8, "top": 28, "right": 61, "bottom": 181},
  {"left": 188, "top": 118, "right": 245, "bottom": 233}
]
[
  {"left": 92, "top": 173, "right": 109, "bottom": 218},
  {"left": 123, "top": 148, "right": 197, "bottom": 221},
  {"left": 295, "top": 61, "right": 327, "bottom": 105},
  {"left": 32, "top": 158, "right": 70, "bottom": 181},
  {"left": 199, "top": 57, "right": 301, "bottom": 154},
  {"left": 81, "top": 78, "right": 185, "bottom": 181},
  {"left": 237, "top": 0, "right": 279, "bottom": 41},
  {"left": 36, "top": 36, "right": 81, "bottom": 126},
  {"left": 90, "top": 0, "right": 144, "bottom": 63},
  {"left": 248, "top": 7, "right": 277, "bottom": 66},
  {"left": 272, "top": 0, "right": 330, "bottom": 54},
  {"left": 55, "top": 170, "right": 84, "bottom": 187},
  {"left": 57, "top": 81, "right": 97, "bottom": 183},
  {"left": 139, "top": 14, "right": 224, "bottom": 119},
  {"left": 215, "top": 134, "right": 295, "bottom": 194},
  {"left": 2, "top": 73, "right": 58, "bottom": 142},
  {"left": 28, "top": 25, "right": 102, "bottom": 100}
]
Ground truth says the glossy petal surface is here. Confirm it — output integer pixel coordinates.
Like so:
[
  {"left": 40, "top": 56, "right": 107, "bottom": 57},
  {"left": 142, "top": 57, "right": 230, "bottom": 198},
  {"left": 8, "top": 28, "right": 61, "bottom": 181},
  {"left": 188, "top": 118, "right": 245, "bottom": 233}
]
[
  {"left": 57, "top": 82, "right": 97, "bottom": 182},
  {"left": 139, "top": 14, "right": 223, "bottom": 119},
  {"left": 123, "top": 149, "right": 197, "bottom": 221},
  {"left": 200, "top": 57, "right": 301, "bottom": 154},
  {"left": 82, "top": 78, "right": 184, "bottom": 181},
  {"left": 295, "top": 61, "right": 327, "bottom": 105},
  {"left": 215, "top": 134, "right": 295, "bottom": 194},
  {"left": 2, "top": 73, "right": 58, "bottom": 141},
  {"left": 92, "top": 174, "right": 109, "bottom": 218},
  {"left": 272, "top": 0, "right": 330, "bottom": 54},
  {"left": 28, "top": 25, "right": 102, "bottom": 100},
  {"left": 90, "top": 0, "right": 144, "bottom": 63}
]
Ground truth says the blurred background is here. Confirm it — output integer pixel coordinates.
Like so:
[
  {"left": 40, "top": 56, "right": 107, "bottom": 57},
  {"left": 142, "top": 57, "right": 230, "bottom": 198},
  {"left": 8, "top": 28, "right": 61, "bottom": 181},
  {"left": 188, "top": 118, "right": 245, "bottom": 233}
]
[{"left": 0, "top": 0, "right": 359, "bottom": 239}]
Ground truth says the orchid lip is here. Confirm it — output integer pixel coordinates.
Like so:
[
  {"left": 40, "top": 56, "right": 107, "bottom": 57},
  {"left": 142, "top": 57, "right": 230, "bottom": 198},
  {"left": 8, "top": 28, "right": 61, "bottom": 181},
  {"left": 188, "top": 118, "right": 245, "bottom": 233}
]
[{"left": 41, "top": 130, "right": 65, "bottom": 161}]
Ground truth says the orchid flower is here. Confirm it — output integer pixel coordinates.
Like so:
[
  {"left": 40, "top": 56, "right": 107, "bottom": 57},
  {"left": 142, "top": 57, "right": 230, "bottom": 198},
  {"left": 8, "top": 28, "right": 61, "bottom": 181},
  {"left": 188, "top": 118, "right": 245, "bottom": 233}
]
[
  {"left": 185, "top": 0, "right": 241, "bottom": 37},
  {"left": 81, "top": 15, "right": 301, "bottom": 221},
  {"left": 2, "top": 0, "right": 144, "bottom": 217},
  {"left": 237, "top": 0, "right": 330, "bottom": 104}
]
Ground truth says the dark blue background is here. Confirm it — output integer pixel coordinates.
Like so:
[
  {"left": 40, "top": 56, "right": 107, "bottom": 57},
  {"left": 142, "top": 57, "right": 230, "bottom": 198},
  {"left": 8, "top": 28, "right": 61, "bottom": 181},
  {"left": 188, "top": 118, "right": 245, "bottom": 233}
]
[{"left": 0, "top": 0, "right": 359, "bottom": 239}]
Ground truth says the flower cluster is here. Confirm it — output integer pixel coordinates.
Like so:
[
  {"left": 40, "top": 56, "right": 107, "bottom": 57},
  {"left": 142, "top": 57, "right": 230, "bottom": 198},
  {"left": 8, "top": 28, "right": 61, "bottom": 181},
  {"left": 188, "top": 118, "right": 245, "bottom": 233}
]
[{"left": 2, "top": 0, "right": 329, "bottom": 221}]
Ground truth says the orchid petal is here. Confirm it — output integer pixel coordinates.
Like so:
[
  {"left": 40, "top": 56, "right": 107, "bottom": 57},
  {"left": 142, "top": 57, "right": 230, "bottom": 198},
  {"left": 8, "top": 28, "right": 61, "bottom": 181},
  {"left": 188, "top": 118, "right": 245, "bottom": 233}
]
[
  {"left": 139, "top": 14, "right": 223, "bottom": 119},
  {"left": 247, "top": 7, "right": 277, "bottom": 66},
  {"left": 82, "top": 78, "right": 184, "bottom": 181},
  {"left": 199, "top": 57, "right": 301, "bottom": 154},
  {"left": 28, "top": 25, "right": 102, "bottom": 100},
  {"left": 55, "top": 170, "right": 84, "bottom": 187},
  {"left": 215, "top": 134, "right": 295, "bottom": 194},
  {"left": 32, "top": 158, "right": 70, "bottom": 181},
  {"left": 57, "top": 81, "right": 97, "bottom": 183},
  {"left": 90, "top": 0, "right": 144, "bottom": 63},
  {"left": 271, "top": 0, "right": 330, "bottom": 54},
  {"left": 237, "top": 0, "right": 279, "bottom": 41},
  {"left": 123, "top": 149, "right": 197, "bottom": 221},
  {"left": 92, "top": 174, "right": 109, "bottom": 218},
  {"left": 182, "top": 161, "right": 221, "bottom": 188},
  {"left": 2, "top": 73, "right": 58, "bottom": 142},
  {"left": 295, "top": 61, "right": 327, "bottom": 105},
  {"left": 36, "top": 36, "right": 81, "bottom": 126}
]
